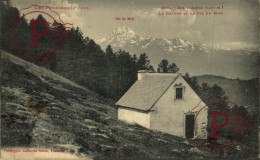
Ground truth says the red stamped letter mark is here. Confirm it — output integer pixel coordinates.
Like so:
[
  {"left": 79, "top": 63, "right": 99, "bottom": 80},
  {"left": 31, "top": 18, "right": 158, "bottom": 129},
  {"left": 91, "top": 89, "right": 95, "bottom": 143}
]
[
  {"left": 8, "top": 5, "right": 73, "bottom": 63},
  {"left": 30, "top": 19, "right": 50, "bottom": 47},
  {"left": 209, "top": 111, "right": 229, "bottom": 139},
  {"left": 189, "top": 97, "right": 252, "bottom": 155}
]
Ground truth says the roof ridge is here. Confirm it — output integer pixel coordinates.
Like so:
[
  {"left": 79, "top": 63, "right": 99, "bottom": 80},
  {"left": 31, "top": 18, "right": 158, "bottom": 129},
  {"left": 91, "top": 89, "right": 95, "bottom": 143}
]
[
  {"left": 148, "top": 74, "right": 180, "bottom": 111},
  {"left": 116, "top": 73, "right": 180, "bottom": 111}
]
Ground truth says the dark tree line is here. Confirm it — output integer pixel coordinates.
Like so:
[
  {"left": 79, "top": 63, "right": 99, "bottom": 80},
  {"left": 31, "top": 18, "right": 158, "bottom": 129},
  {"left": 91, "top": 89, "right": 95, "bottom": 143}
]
[
  {"left": 0, "top": 2, "right": 152, "bottom": 99},
  {"left": 1, "top": 2, "right": 62, "bottom": 67},
  {"left": 1, "top": 1, "right": 227, "bottom": 101}
]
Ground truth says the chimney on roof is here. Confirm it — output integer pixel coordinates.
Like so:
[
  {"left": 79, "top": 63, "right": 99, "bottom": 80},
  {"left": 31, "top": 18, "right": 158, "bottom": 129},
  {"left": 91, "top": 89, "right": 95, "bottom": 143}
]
[{"left": 138, "top": 70, "right": 152, "bottom": 80}]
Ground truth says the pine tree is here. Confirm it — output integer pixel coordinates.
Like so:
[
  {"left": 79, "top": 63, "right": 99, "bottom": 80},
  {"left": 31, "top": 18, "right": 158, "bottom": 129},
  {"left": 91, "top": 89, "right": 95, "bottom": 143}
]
[
  {"left": 157, "top": 59, "right": 179, "bottom": 73},
  {"left": 137, "top": 53, "right": 154, "bottom": 71}
]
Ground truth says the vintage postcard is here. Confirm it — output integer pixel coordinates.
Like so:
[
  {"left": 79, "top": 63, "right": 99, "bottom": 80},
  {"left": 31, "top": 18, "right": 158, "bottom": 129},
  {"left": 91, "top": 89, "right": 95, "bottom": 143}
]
[{"left": 0, "top": 0, "right": 259, "bottom": 159}]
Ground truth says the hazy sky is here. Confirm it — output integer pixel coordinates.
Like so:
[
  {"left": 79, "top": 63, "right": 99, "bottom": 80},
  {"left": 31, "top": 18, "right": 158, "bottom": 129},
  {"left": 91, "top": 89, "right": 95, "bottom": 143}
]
[{"left": 11, "top": 0, "right": 259, "bottom": 51}]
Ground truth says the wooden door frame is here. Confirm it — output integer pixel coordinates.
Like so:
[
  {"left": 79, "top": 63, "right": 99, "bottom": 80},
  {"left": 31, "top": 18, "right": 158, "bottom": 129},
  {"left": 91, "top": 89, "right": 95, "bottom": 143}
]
[{"left": 184, "top": 112, "right": 197, "bottom": 139}]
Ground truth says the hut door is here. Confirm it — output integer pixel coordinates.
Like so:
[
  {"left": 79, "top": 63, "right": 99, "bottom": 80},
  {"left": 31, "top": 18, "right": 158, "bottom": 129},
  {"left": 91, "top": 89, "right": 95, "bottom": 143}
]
[{"left": 185, "top": 114, "right": 195, "bottom": 138}]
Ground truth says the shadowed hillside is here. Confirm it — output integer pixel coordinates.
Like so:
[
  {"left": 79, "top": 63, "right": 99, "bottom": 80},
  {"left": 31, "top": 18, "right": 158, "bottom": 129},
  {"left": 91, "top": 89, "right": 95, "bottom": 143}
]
[{"left": 195, "top": 75, "right": 259, "bottom": 107}]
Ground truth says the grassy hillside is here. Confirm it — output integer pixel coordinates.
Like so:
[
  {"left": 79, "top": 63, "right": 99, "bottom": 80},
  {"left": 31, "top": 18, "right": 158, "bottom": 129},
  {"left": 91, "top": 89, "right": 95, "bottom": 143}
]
[
  {"left": 0, "top": 50, "right": 210, "bottom": 159},
  {"left": 1, "top": 50, "right": 256, "bottom": 159},
  {"left": 195, "top": 75, "right": 259, "bottom": 107}
]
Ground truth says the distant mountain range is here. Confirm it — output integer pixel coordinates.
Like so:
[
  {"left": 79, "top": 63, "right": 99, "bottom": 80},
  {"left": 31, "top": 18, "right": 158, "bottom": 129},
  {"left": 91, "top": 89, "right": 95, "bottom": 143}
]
[{"left": 97, "top": 26, "right": 258, "bottom": 80}]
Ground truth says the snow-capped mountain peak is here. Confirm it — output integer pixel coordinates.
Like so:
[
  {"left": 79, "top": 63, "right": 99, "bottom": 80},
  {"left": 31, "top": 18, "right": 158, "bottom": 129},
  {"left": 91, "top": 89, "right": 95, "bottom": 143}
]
[
  {"left": 96, "top": 26, "right": 256, "bottom": 57},
  {"left": 112, "top": 26, "right": 136, "bottom": 36},
  {"left": 98, "top": 26, "right": 142, "bottom": 48},
  {"left": 95, "top": 26, "right": 257, "bottom": 81},
  {"left": 97, "top": 26, "right": 205, "bottom": 54}
]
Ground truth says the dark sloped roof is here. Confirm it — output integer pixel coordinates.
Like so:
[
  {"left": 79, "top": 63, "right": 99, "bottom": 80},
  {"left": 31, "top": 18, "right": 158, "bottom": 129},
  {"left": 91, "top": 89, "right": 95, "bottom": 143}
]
[{"left": 116, "top": 73, "right": 179, "bottom": 111}]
